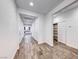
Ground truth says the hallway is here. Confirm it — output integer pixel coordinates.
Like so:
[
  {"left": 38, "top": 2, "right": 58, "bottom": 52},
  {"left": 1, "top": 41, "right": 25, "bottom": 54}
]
[
  {"left": 0, "top": 0, "right": 78, "bottom": 59},
  {"left": 14, "top": 35, "right": 78, "bottom": 59}
]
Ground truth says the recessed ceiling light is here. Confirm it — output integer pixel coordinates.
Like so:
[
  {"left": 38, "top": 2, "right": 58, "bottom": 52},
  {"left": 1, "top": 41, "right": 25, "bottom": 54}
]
[{"left": 29, "top": 2, "right": 34, "bottom": 6}]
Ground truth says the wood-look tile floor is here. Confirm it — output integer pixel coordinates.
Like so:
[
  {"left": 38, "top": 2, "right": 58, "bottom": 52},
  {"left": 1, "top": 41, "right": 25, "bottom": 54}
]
[{"left": 14, "top": 35, "right": 78, "bottom": 59}]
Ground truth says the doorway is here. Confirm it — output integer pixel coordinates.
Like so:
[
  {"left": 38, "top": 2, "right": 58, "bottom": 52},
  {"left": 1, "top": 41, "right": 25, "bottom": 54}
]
[{"left": 53, "top": 23, "right": 58, "bottom": 45}]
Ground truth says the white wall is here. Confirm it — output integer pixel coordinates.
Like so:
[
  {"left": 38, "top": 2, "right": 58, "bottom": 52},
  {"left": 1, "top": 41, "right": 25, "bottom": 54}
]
[
  {"left": 53, "top": 6, "right": 78, "bottom": 49},
  {"left": 45, "top": 0, "right": 77, "bottom": 47},
  {"left": 16, "top": 13, "right": 24, "bottom": 43},
  {"left": 0, "top": 0, "right": 24, "bottom": 59},
  {"left": 42, "top": 0, "right": 77, "bottom": 47},
  {"left": 44, "top": 14, "right": 53, "bottom": 46},
  {"left": 31, "top": 12, "right": 54, "bottom": 46},
  {"left": 32, "top": 14, "right": 45, "bottom": 44}
]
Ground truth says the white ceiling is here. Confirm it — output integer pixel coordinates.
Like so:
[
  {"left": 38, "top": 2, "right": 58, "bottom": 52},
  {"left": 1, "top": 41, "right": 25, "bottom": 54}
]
[
  {"left": 20, "top": 14, "right": 37, "bottom": 25},
  {"left": 16, "top": 0, "right": 64, "bottom": 14}
]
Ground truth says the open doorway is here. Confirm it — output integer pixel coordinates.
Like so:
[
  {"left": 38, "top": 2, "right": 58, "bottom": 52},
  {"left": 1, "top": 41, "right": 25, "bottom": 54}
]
[{"left": 53, "top": 23, "right": 58, "bottom": 45}]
